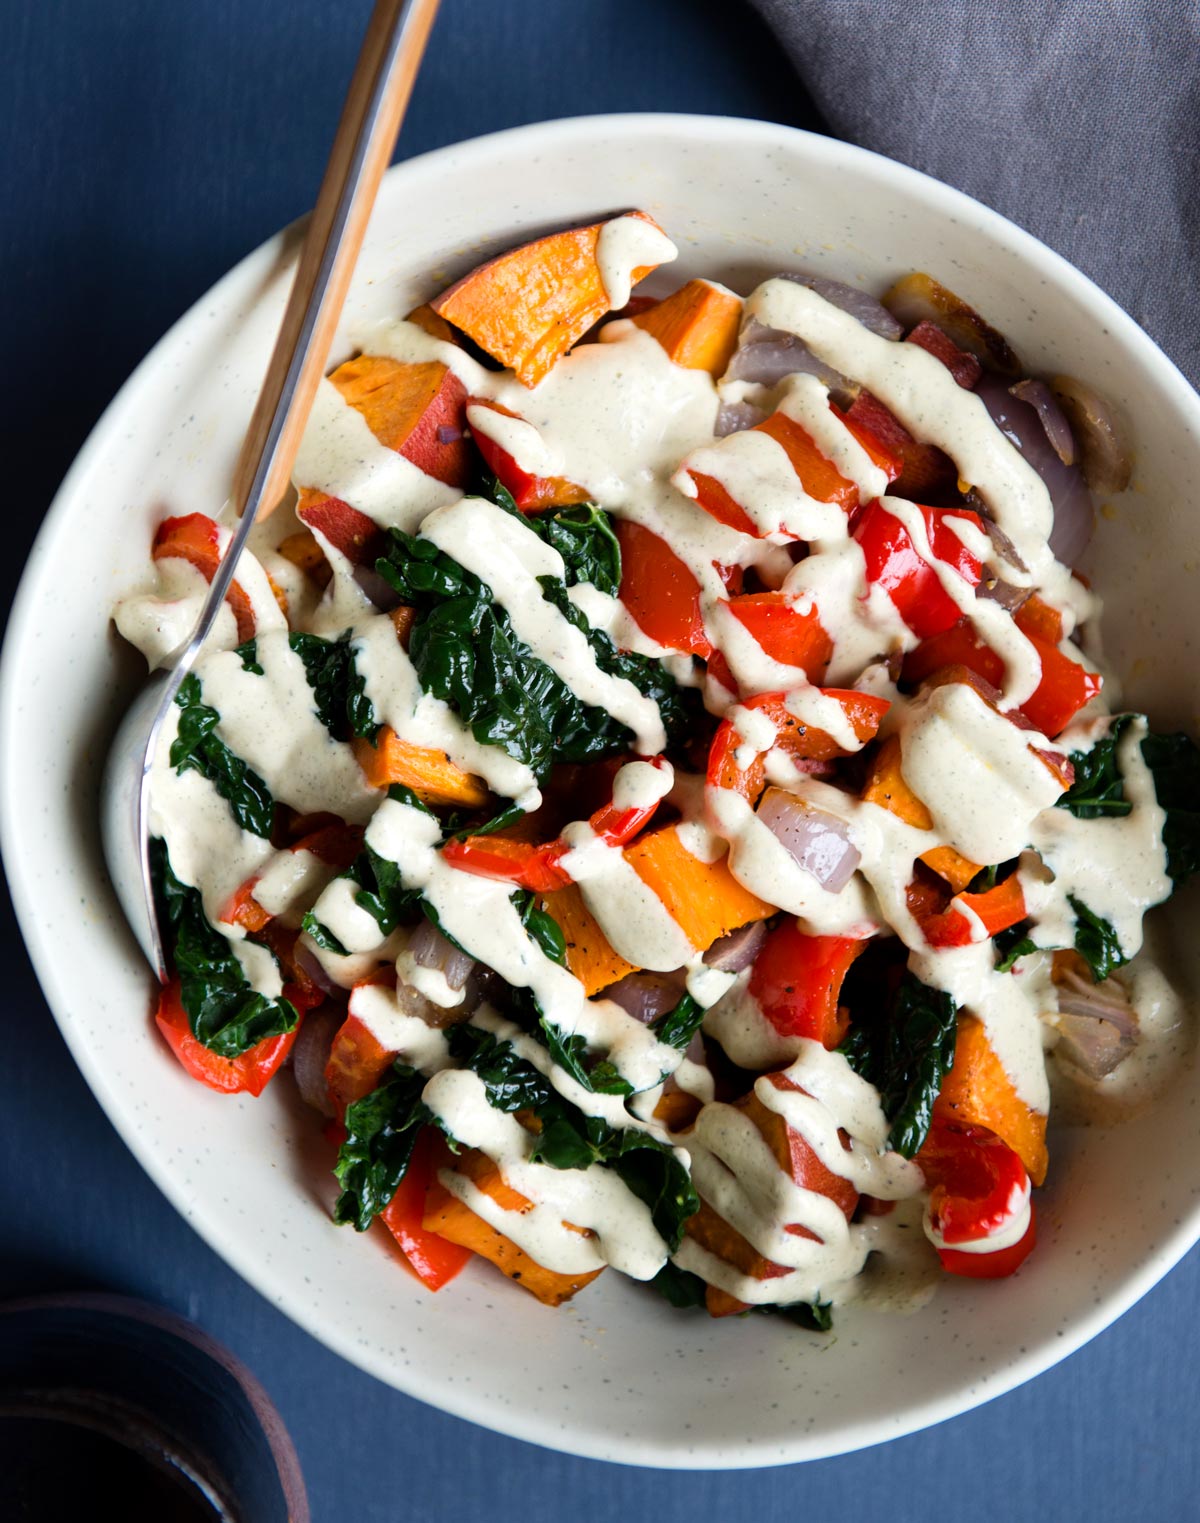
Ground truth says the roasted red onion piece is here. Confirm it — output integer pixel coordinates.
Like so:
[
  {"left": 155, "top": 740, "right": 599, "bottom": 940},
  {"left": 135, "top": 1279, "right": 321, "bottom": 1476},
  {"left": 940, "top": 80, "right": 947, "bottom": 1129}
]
[
  {"left": 905, "top": 319, "right": 982, "bottom": 389},
  {"left": 352, "top": 563, "right": 403, "bottom": 612},
  {"left": 715, "top": 399, "right": 767, "bottom": 436},
  {"left": 780, "top": 273, "right": 903, "bottom": 340},
  {"left": 724, "top": 318, "right": 854, "bottom": 397},
  {"left": 977, "top": 567, "right": 1033, "bottom": 614},
  {"left": 1053, "top": 967, "right": 1139, "bottom": 1078},
  {"left": 1011, "top": 379, "right": 1075, "bottom": 465},
  {"left": 977, "top": 377, "right": 1095, "bottom": 566},
  {"left": 755, "top": 787, "right": 860, "bottom": 892},
  {"left": 292, "top": 941, "right": 340, "bottom": 997},
  {"left": 1050, "top": 374, "right": 1133, "bottom": 494},
  {"left": 605, "top": 971, "right": 688, "bottom": 1024},
  {"left": 704, "top": 919, "right": 769, "bottom": 972},
  {"left": 406, "top": 919, "right": 475, "bottom": 993},
  {"left": 976, "top": 509, "right": 1029, "bottom": 572},
  {"left": 291, "top": 1006, "right": 341, "bottom": 1116},
  {"left": 883, "top": 272, "right": 1021, "bottom": 377}
]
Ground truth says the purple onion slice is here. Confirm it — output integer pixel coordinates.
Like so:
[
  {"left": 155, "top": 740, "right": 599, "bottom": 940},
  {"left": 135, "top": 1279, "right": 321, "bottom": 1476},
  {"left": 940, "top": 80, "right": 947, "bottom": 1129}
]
[{"left": 755, "top": 788, "right": 860, "bottom": 892}]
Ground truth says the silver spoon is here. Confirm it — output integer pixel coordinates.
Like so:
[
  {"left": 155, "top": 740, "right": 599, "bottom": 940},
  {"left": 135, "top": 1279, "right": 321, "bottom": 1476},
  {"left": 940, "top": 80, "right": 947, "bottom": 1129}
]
[{"left": 101, "top": 0, "right": 440, "bottom": 978}]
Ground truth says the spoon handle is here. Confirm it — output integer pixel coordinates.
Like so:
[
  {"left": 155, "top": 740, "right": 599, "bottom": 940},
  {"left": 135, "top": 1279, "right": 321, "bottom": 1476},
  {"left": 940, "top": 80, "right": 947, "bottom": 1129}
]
[{"left": 187, "top": 0, "right": 440, "bottom": 669}]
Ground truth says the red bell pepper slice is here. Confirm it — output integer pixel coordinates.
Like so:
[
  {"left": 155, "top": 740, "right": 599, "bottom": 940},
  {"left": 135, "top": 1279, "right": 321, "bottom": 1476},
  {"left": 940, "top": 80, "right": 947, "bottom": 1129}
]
[
  {"left": 152, "top": 513, "right": 259, "bottom": 644},
  {"left": 758, "top": 410, "right": 860, "bottom": 512},
  {"left": 726, "top": 593, "right": 833, "bottom": 679},
  {"left": 689, "top": 406, "right": 862, "bottom": 538},
  {"left": 615, "top": 519, "right": 713, "bottom": 657},
  {"left": 921, "top": 872, "right": 1026, "bottom": 949},
  {"left": 854, "top": 500, "right": 984, "bottom": 639},
  {"left": 902, "top": 611, "right": 1100, "bottom": 740},
  {"left": 840, "top": 392, "right": 958, "bottom": 500},
  {"left": 749, "top": 922, "right": 867, "bottom": 1047},
  {"left": 381, "top": 1128, "right": 473, "bottom": 1291},
  {"left": 154, "top": 977, "right": 299, "bottom": 1098},
  {"left": 903, "top": 320, "right": 982, "bottom": 389},
  {"left": 829, "top": 399, "right": 904, "bottom": 483},
  {"left": 467, "top": 397, "right": 590, "bottom": 512},
  {"left": 707, "top": 689, "right": 890, "bottom": 803},
  {"left": 918, "top": 1116, "right": 1037, "bottom": 1279},
  {"left": 688, "top": 472, "right": 758, "bottom": 536},
  {"left": 442, "top": 757, "right": 669, "bottom": 890},
  {"left": 440, "top": 832, "right": 573, "bottom": 893}
]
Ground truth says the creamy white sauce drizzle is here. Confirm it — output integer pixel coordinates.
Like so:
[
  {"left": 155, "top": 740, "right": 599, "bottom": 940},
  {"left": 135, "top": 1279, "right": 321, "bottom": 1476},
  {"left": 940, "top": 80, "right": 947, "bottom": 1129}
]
[
  {"left": 594, "top": 215, "right": 678, "bottom": 311},
  {"left": 194, "top": 632, "right": 379, "bottom": 824}
]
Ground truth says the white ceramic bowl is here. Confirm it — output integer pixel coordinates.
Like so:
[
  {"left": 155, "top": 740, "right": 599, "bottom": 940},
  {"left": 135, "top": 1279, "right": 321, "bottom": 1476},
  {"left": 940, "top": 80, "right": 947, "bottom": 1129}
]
[{"left": 4, "top": 114, "right": 1200, "bottom": 1469}]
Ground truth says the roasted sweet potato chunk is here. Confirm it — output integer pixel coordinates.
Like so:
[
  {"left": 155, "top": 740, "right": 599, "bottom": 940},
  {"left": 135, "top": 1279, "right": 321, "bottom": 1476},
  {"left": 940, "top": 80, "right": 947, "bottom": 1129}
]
[{"left": 430, "top": 211, "right": 671, "bottom": 387}]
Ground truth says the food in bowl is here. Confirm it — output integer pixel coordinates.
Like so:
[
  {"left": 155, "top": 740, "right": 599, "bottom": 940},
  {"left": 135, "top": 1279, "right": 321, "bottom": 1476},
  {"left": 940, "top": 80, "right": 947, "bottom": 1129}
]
[{"left": 112, "top": 208, "right": 1197, "bottom": 1326}]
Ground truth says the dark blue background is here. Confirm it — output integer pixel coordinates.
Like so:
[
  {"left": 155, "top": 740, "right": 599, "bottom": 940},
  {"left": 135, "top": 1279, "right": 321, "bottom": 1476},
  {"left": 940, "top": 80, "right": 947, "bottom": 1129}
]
[{"left": 1, "top": 1, "right": 1195, "bottom": 1517}]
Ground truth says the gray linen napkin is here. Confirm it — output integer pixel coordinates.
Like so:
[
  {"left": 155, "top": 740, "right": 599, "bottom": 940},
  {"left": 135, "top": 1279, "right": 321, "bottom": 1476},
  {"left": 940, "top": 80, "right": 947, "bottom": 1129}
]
[{"left": 750, "top": 0, "right": 1200, "bottom": 386}]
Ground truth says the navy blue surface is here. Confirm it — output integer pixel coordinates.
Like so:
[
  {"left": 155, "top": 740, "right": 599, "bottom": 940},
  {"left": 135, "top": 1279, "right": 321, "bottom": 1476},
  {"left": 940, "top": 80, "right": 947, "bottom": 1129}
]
[{"left": 1, "top": 2, "right": 1196, "bottom": 1518}]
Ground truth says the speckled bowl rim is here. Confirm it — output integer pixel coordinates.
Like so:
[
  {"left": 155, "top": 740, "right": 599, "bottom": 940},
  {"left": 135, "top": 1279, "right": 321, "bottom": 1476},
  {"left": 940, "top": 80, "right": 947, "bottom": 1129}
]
[{"left": 5, "top": 113, "right": 1200, "bottom": 1468}]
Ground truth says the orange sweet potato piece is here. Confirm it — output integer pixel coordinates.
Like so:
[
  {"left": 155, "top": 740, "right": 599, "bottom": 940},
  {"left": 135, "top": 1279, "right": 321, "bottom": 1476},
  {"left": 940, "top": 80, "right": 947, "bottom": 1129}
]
[
  {"left": 296, "top": 488, "right": 388, "bottom": 567},
  {"left": 625, "top": 825, "right": 774, "bottom": 951},
  {"left": 329, "top": 354, "right": 469, "bottom": 486},
  {"left": 422, "top": 1148, "right": 603, "bottom": 1306},
  {"left": 935, "top": 1015, "right": 1049, "bottom": 1185},
  {"left": 630, "top": 278, "right": 742, "bottom": 377},
  {"left": 276, "top": 527, "right": 332, "bottom": 589},
  {"left": 430, "top": 211, "right": 670, "bottom": 387},
  {"left": 652, "top": 1089, "right": 703, "bottom": 1131},
  {"left": 405, "top": 303, "right": 458, "bottom": 344},
  {"left": 862, "top": 735, "right": 980, "bottom": 892},
  {"left": 538, "top": 883, "right": 637, "bottom": 995},
  {"left": 352, "top": 727, "right": 488, "bottom": 807}
]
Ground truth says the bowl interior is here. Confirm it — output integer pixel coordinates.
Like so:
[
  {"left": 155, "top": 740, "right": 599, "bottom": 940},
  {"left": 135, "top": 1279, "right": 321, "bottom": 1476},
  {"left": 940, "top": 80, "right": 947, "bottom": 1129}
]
[{"left": 5, "top": 114, "right": 1200, "bottom": 1468}]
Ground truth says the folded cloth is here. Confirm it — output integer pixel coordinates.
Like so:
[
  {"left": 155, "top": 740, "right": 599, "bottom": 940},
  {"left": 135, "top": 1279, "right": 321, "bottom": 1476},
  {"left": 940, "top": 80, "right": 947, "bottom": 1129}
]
[{"left": 749, "top": 0, "right": 1200, "bottom": 386}]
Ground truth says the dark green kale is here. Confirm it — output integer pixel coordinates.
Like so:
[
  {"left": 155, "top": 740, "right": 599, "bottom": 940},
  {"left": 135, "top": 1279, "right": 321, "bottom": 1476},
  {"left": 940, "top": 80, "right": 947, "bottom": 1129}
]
[
  {"left": 651, "top": 992, "right": 704, "bottom": 1051},
  {"left": 333, "top": 1064, "right": 432, "bottom": 1231},
  {"left": 649, "top": 1262, "right": 708, "bottom": 1310},
  {"left": 235, "top": 639, "right": 264, "bottom": 676},
  {"left": 993, "top": 928, "right": 1041, "bottom": 973},
  {"left": 752, "top": 1298, "right": 834, "bottom": 1333},
  {"left": 287, "top": 630, "right": 378, "bottom": 743},
  {"left": 1141, "top": 730, "right": 1200, "bottom": 886},
  {"left": 374, "top": 524, "right": 694, "bottom": 778},
  {"left": 839, "top": 971, "right": 958, "bottom": 1158},
  {"left": 449, "top": 1025, "right": 697, "bottom": 1247},
  {"left": 170, "top": 673, "right": 275, "bottom": 839},
  {"left": 1068, "top": 895, "right": 1129, "bottom": 981},
  {"left": 527, "top": 503, "right": 622, "bottom": 595},
  {"left": 1057, "top": 713, "right": 1136, "bottom": 818},
  {"left": 150, "top": 838, "right": 297, "bottom": 1058},
  {"left": 513, "top": 889, "right": 568, "bottom": 966}
]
